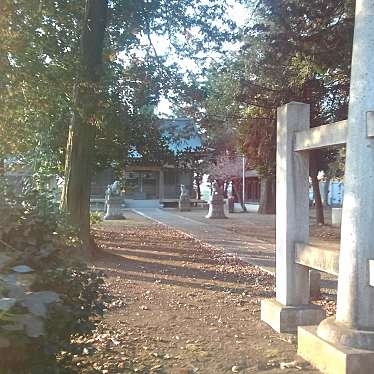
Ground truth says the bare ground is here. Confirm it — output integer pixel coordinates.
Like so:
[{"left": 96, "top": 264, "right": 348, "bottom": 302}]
[
  {"left": 164, "top": 208, "right": 340, "bottom": 245},
  {"left": 70, "top": 212, "right": 323, "bottom": 374}
]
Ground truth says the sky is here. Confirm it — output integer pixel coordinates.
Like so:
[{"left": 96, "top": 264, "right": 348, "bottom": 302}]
[{"left": 150, "top": 1, "right": 251, "bottom": 116}]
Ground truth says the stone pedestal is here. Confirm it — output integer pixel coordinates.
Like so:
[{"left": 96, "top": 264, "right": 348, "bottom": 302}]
[
  {"left": 298, "top": 326, "right": 374, "bottom": 374},
  {"left": 179, "top": 195, "right": 191, "bottom": 211},
  {"left": 206, "top": 187, "right": 226, "bottom": 219},
  {"left": 261, "top": 299, "right": 325, "bottom": 333},
  {"left": 318, "top": 317, "right": 374, "bottom": 351},
  {"left": 178, "top": 185, "right": 191, "bottom": 211},
  {"left": 104, "top": 197, "right": 124, "bottom": 220},
  {"left": 228, "top": 196, "right": 235, "bottom": 213}
]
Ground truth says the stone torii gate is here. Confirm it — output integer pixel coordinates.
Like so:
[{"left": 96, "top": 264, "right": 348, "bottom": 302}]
[{"left": 261, "top": 1, "right": 374, "bottom": 373}]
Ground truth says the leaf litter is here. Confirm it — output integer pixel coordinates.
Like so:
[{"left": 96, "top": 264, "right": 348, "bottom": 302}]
[{"left": 67, "top": 213, "right": 330, "bottom": 373}]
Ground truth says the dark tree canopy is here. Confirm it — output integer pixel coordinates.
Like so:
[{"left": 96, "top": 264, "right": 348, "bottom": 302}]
[{"left": 176, "top": 0, "right": 354, "bottom": 215}]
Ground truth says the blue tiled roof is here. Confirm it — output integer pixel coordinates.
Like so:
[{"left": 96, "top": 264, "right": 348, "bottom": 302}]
[{"left": 158, "top": 118, "right": 202, "bottom": 153}]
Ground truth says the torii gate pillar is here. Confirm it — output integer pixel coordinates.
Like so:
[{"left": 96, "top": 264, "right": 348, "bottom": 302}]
[{"left": 298, "top": 1, "right": 374, "bottom": 372}]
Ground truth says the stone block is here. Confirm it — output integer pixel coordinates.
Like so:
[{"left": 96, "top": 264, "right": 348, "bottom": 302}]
[
  {"left": 104, "top": 197, "right": 124, "bottom": 220},
  {"left": 298, "top": 326, "right": 374, "bottom": 374},
  {"left": 206, "top": 181, "right": 226, "bottom": 219},
  {"left": 227, "top": 196, "right": 235, "bottom": 213},
  {"left": 260, "top": 298, "right": 325, "bottom": 333},
  {"left": 179, "top": 198, "right": 191, "bottom": 212},
  {"left": 179, "top": 185, "right": 191, "bottom": 212}
]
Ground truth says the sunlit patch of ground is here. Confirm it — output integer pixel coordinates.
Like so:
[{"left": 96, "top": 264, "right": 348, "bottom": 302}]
[{"left": 68, "top": 212, "right": 323, "bottom": 373}]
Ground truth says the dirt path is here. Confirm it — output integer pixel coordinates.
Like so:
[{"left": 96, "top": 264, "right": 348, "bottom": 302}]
[
  {"left": 74, "top": 212, "right": 319, "bottom": 373},
  {"left": 159, "top": 208, "right": 340, "bottom": 244}
]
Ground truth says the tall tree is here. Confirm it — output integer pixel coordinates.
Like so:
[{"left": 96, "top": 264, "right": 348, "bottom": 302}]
[
  {"left": 239, "top": 0, "right": 354, "bottom": 220},
  {"left": 180, "top": 0, "right": 354, "bottom": 217},
  {"left": 0, "top": 0, "right": 81, "bottom": 171},
  {"left": 61, "top": 0, "right": 108, "bottom": 253},
  {"left": 59, "top": 0, "right": 237, "bottom": 253},
  {"left": 1, "top": 0, "right": 237, "bottom": 253}
]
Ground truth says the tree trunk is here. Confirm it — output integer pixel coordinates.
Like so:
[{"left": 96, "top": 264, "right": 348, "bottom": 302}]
[
  {"left": 194, "top": 173, "right": 201, "bottom": 200},
  {"left": 224, "top": 179, "right": 229, "bottom": 198},
  {"left": 61, "top": 0, "right": 108, "bottom": 255},
  {"left": 311, "top": 173, "right": 324, "bottom": 225},
  {"left": 0, "top": 158, "right": 4, "bottom": 205},
  {"left": 232, "top": 179, "right": 247, "bottom": 212},
  {"left": 323, "top": 177, "right": 330, "bottom": 207},
  {"left": 0, "top": 158, "right": 4, "bottom": 177},
  {"left": 310, "top": 151, "right": 324, "bottom": 225},
  {"left": 258, "top": 176, "right": 276, "bottom": 214}
]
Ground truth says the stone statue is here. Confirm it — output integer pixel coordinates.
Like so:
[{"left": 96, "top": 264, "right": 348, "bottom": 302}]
[
  {"left": 227, "top": 183, "right": 235, "bottom": 213},
  {"left": 104, "top": 180, "right": 125, "bottom": 220},
  {"left": 206, "top": 181, "right": 226, "bottom": 219},
  {"left": 106, "top": 180, "right": 121, "bottom": 199},
  {"left": 179, "top": 184, "right": 191, "bottom": 212}
]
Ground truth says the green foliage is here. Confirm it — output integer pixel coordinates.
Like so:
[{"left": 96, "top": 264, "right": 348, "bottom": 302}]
[
  {"left": 0, "top": 184, "right": 107, "bottom": 373},
  {"left": 238, "top": 0, "right": 354, "bottom": 177},
  {"left": 1, "top": 0, "right": 238, "bottom": 246},
  {"left": 0, "top": 0, "right": 82, "bottom": 172},
  {"left": 0, "top": 0, "right": 238, "bottom": 175},
  {"left": 179, "top": 0, "right": 354, "bottom": 179},
  {"left": 90, "top": 211, "right": 102, "bottom": 225}
]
